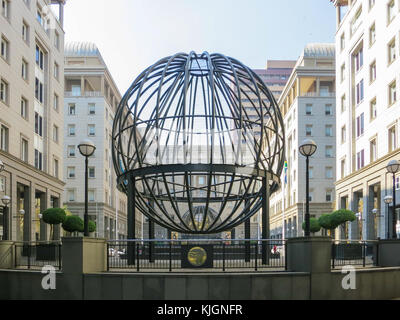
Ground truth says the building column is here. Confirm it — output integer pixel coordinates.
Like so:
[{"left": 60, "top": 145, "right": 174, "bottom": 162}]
[
  {"left": 80, "top": 76, "right": 85, "bottom": 97},
  {"left": 349, "top": 191, "right": 359, "bottom": 240},
  {"left": 316, "top": 77, "right": 321, "bottom": 96}
]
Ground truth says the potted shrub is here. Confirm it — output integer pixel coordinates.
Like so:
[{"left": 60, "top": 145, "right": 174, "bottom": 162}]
[
  {"left": 302, "top": 218, "right": 321, "bottom": 235},
  {"left": 88, "top": 220, "right": 96, "bottom": 236},
  {"left": 62, "top": 215, "right": 84, "bottom": 236},
  {"left": 37, "top": 208, "right": 66, "bottom": 261}
]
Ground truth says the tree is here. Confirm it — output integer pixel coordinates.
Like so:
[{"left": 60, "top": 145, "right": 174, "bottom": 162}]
[
  {"left": 302, "top": 218, "right": 321, "bottom": 234},
  {"left": 318, "top": 210, "right": 356, "bottom": 237},
  {"left": 62, "top": 215, "right": 84, "bottom": 235},
  {"left": 42, "top": 208, "right": 67, "bottom": 240}
]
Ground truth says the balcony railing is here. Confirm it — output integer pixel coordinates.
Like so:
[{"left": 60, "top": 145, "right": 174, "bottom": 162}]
[
  {"left": 64, "top": 91, "right": 102, "bottom": 97},
  {"left": 300, "top": 92, "right": 336, "bottom": 98}
]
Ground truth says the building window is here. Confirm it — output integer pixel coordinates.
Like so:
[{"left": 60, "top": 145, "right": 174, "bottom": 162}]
[
  {"left": 389, "top": 81, "right": 397, "bottom": 106},
  {"left": 306, "top": 125, "right": 312, "bottom": 136},
  {"left": 351, "top": 7, "right": 362, "bottom": 35},
  {"left": 35, "top": 78, "right": 43, "bottom": 103},
  {"left": 389, "top": 125, "right": 397, "bottom": 152},
  {"left": 34, "top": 149, "right": 43, "bottom": 170},
  {"left": 341, "top": 126, "right": 346, "bottom": 144},
  {"left": 68, "top": 104, "right": 76, "bottom": 115},
  {"left": 53, "top": 125, "right": 58, "bottom": 143},
  {"left": 68, "top": 125, "right": 76, "bottom": 136},
  {"left": 88, "top": 103, "right": 96, "bottom": 115},
  {"left": 325, "top": 125, "right": 333, "bottom": 137},
  {"left": 325, "top": 167, "right": 333, "bottom": 179},
  {"left": 71, "top": 85, "right": 81, "bottom": 96},
  {"left": 325, "top": 104, "right": 333, "bottom": 116},
  {"left": 370, "top": 98, "right": 377, "bottom": 121},
  {"left": 354, "top": 47, "right": 363, "bottom": 72},
  {"left": 357, "top": 150, "right": 365, "bottom": 170},
  {"left": 341, "top": 158, "right": 346, "bottom": 179},
  {"left": 388, "top": 0, "right": 395, "bottom": 24},
  {"left": 22, "top": 59, "right": 28, "bottom": 80},
  {"left": 53, "top": 159, "right": 59, "bottom": 178},
  {"left": 369, "top": 23, "right": 376, "bottom": 46},
  {"left": 326, "top": 190, "right": 333, "bottom": 202},
  {"left": 68, "top": 146, "right": 75, "bottom": 157},
  {"left": 370, "top": 138, "right": 377, "bottom": 163},
  {"left": 54, "top": 62, "right": 59, "bottom": 80},
  {"left": 68, "top": 190, "right": 75, "bottom": 202},
  {"left": 0, "top": 124, "right": 9, "bottom": 152},
  {"left": 34, "top": 112, "right": 43, "bottom": 137},
  {"left": 89, "top": 167, "right": 95, "bottom": 178},
  {"left": 88, "top": 125, "right": 96, "bottom": 136},
  {"left": 356, "top": 113, "right": 364, "bottom": 137},
  {"left": 54, "top": 31, "right": 60, "bottom": 49},
  {"left": 388, "top": 38, "right": 396, "bottom": 65},
  {"left": 0, "top": 36, "right": 8, "bottom": 62},
  {"left": 54, "top": 94, "right": 59, "bottom": 111},
  {"left": 22, "top": 21, "right": 29, "bottom": 43},
  {"left": 67, "top": 167, "right": 76, "bottom": 179},
  {"left": 340, "top": 33, "right": 345, "bottom": 51},
  {"left": 325, "top": 146, "right": 333, "bottom": 158},
  {"left": 369, "top": 0, "right": 375, "bottom": 10},
  {"left": 306, "top": 104, "right": 312, "bottom": 115},
  {"left": 35, "top": 45, "right": 44, "bottom": 70},
  {"left": 0, "top": 79, "right": 8, "bottom": 104},
  {"left": 1, "top": 0, "right": 10, "bottom": 19},
  {"left": 0, "top": 176, "right": 4, "bottom": 192},
  {"left": 340, "top": 64, "right": 345, "bottom": 82},
  {"left": 21, "top": 97, "right": 28, "bottom": 119},
  {"left": 341, "top": 94, "right": 346, "bottom": 113},
  {"left": 356, "top": 79, "right": 364, "bottom": 104},
  {"left": 88, "top": 190, "right": 95, "bottom": 202},
  {"left": 370, "top": 60, "right": 376, "bottom": 83}
]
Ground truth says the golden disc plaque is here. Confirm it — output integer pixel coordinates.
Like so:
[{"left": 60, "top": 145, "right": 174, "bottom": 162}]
[{"left": 187, "top": 246, "right": 207, "bottom": 267}]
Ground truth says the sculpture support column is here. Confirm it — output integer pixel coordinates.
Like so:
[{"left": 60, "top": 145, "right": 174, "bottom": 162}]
[
  {"left": 244, "top": 199, "right": 251, "bottom": 263},
  {"left": 127, "top": 177, "right": 136, "bottom": 265},
  {"left": 262, "top": 177, "right": 270, "bottom": 265}
]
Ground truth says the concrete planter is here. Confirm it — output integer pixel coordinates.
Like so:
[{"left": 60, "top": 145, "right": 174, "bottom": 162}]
[{"left": 377, "top": 239, "right": 400, "bottom": 267}]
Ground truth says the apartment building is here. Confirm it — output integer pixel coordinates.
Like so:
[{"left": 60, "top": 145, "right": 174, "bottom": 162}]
[
  {"left": 63, "top": 42, "right": 139, "bottom": 239},
  {"left": 0, "top": 0, "right": 66, "bottom": 241},
  {"left": 332, "top": 0, "right": 400, "bottom": 240},
  {"left": 269, "top": 43, "right": 336, "bottom": 239}
]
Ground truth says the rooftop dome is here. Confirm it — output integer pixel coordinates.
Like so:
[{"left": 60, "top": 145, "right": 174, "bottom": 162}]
[
  {"left": 64, "top": 42, "right": 102, "bottom": 57},
  {"left": 303, "top": 43, "right": 335, "bottom": 58}
]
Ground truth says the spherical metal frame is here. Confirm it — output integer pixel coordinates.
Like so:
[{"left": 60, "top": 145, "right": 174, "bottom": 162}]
[{"left": 112, "top": 51, "right": 285, "bottom": 234}]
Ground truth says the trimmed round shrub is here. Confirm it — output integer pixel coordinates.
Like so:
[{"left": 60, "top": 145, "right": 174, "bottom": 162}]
[
  {"left": 330, "top": 209, "right": 356, "bottom": 227},
  {"left": 302, "top": 218, "right": 321, "bottom": 233},
  {"left": 42, "top": 208, "right": 66, "bottom": 225},
  {"left": 62, "top": 215, "right": 84, "bottom": 233},
  {"left": 88, "top": 220, "right": 96, "bottom": 233},
  {"left": 318, "top": 213, "right": 335, "bottom": 230}
]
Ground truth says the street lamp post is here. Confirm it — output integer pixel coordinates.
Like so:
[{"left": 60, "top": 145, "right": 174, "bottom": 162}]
[
  {"left": 386, "top": 160, "right": 400, "bottom": 239},
  {"left": 384, "top": 195, "right": 393, "bottom": 239},
  {"left": 299, "top": 139, "right": 317, "bottom": 237},
  {"left": 78, "top": 139, "right": 96, "bottom": 237},
  {"left": 1, "top": 195, "right": 10, "bottom": 240}
]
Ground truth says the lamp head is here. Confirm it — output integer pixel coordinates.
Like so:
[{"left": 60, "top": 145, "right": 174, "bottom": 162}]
[
  {"left": 384, "top": 195, "right": 394, "bottom": 204},
  {"left": 387, "top": 160, "right": 400, "bottom": 174},
  {"left": 78, "top": 139, "right": 96, "bottom": 157},
  {"left": 299, "top": 139, "right": 317, "bottom": 157},
  {"left": 1, "top": 195, "right": 10, "bottom": 206}
]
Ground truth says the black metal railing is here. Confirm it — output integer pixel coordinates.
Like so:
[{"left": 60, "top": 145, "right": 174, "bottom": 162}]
[
  {"left": 14, "top": 241, "right": 62, "bottom": 270},
  {"left": 331, "top": 240, "right": 377, "bottom": 269},
  {"left": 107, "top": 239, "right": 286, "bottom": 272}
]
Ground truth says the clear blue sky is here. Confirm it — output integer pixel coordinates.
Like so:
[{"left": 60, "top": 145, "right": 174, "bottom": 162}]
[{"left": 64, "top": 0, "right": 336, "bottom": 93}]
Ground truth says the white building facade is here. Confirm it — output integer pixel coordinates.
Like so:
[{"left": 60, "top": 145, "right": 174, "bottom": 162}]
[
  {"left": 63, "top": 42, "right": 140, "bottom": 239},
  {"left": 269, "top": 43, "right": 336, "bottom": 239},
  {"left": 332, "top": 0, "right": 400, "bottom": 240}
]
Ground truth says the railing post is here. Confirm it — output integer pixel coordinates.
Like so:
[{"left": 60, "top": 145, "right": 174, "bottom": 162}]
[
  {"left": 27, "top": 244, "right": 31, "bottom": 270},
  {"left": 255, "top": 242, "right": 258, "bottom": 271},
  {"left": 106, "top": 243, "right": 110, "bottom": 271},
  {"left": 169, "top": 241, "right": 172, "bottom": 272},
  {"left": 284, "top": 241, "right": 288, "bottom": 271},
  {"left": 14, "top": 244, "right": 17, "bottom": 268},
  {"left": 59, "top": 243, "right": 62, "bottom": 271},
  {"left": 136, "top": 242, "right": 140, "bottom": 272},
  {"left": 223, "top": 242, "right": 226, "bottom": 272},
  {"left": 332, "top": 242, "right": 335, "bottom": 269},
  {"left": 363, "top": 242, "right": 366, "bottom": 268}
]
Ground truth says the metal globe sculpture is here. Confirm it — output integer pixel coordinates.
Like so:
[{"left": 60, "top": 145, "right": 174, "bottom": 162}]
[{"left": 112, "top": 51, "right": 285, "bottom": 235}]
